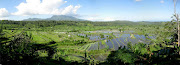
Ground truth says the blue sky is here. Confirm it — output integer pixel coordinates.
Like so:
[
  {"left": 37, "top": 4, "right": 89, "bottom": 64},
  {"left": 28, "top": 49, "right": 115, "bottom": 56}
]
[{"left": 0, "top": 0, "right": 179, "bottom": 21}]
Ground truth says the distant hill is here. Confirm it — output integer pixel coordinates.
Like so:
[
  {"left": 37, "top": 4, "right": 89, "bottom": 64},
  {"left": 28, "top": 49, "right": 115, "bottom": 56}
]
[
  {"left": 23, "top": 18, "right": 43, "bottom": 21},
  {"left": 23, "top": 15, "right": 85, "bottom": 21},
  {"left": 110, "top": 20, "right": 135, "bottom": 25}
]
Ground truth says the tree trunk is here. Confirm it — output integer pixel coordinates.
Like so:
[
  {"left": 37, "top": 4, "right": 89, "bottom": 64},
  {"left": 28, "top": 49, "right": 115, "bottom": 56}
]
[{"left": 178, "top": 14, "right": 179, "bottom": 47}]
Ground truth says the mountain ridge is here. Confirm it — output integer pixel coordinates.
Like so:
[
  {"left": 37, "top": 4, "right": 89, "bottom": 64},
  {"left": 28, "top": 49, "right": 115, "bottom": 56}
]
[{"left": 23, "top": 15, "right": 85, "bottom": 21}]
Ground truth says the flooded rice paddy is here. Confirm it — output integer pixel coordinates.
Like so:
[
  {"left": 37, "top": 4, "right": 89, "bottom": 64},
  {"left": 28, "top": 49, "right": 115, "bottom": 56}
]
[{"left": 78, "top": 30, "right": 156, "bottom": 51}]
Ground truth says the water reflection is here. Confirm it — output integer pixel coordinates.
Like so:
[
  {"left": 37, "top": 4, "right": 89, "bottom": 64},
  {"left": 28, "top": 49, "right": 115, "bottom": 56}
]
[{"left": 79, "top": 33, "right": 155, "bottom": 50}]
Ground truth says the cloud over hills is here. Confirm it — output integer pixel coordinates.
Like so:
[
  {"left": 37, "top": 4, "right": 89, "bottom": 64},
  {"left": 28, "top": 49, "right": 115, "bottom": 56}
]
[
  {"left": 12, "top": 0, "right": 80, "bottom": 16},
  {"left": 0, "top": 0, "right": 81, "bottom": 17}
]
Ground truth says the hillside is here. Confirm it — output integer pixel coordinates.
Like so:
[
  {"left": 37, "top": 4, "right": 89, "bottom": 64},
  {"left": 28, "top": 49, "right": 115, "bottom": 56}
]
[{"left": 23, "top": 15, "right": 85, "bottom": 21}]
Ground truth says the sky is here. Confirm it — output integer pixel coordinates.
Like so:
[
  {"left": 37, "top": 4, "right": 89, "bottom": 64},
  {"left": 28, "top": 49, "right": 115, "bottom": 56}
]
[{"left": 0, "top": 0, "right": 179, "bottom": 21}]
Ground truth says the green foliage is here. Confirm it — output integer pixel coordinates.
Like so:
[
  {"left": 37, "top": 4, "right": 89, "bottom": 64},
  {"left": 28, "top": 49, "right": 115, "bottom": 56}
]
[
  {"left": 101, "top": 40, "right": 106, "bottom": 45},
  {"left": 130, "top": 34, "right": 135, "bottom": 38},
  {"left": 0, "top": 20, "right": 4, "bottom": 33},
  {"left": 107, "top": 48, "right": 137, "bottom": 63},
  {"left": 127, "top": 43, "right": 147, "bottom": 55},
  {"left": 0, "top": 32, "right": 38, "bottom": 64},
  {"left": 100, "top": 34, "right": 104, "bottom": 38},
  {"left": 1, "top": 19, "right": 177, "bottom": 64}
]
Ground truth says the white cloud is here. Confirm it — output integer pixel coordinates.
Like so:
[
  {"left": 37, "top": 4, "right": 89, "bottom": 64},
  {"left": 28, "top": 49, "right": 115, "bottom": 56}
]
[
  {"left": 0, "top": 8, "right": 10, "bottom": 17},
  {"left": 12, "top": 0, "right": 81, "bottom": 16},
  {"left": 87, "top": 17, "right": 96, "bottom": 21},
  {"left": 61, "top": 5, "right": 81, "bottom": 15},
  {"left": 160, "top": 0, "right": 164, "bottom": 3},
  {"left": 135, "top": 0, "right": 142, "bottom": 2},
  {"left": 83, "top": 14, "right": 170, "bottom": 21},
  {"left": 86, "top": 17, "right": 103, "bottom": 21},
  {"left": 0, "top": 17, "right": 8, "bottom": 20},
  {"left": 85, "top": 16, "right": 116, "bottom": 21},
  {"left": 103, "top": 17, "right": 115, "bottom": 21}
]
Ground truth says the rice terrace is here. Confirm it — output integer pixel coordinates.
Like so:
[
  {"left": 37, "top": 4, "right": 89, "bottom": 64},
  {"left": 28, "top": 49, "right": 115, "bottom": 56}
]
[{"left": 0, "top": 0, "right": 180, "bottom": 65}]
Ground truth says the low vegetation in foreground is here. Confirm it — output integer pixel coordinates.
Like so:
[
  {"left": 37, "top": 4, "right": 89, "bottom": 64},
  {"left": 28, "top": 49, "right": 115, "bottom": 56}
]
[{"left": 0, "top": 20, "right": 180, "bottom": 65}]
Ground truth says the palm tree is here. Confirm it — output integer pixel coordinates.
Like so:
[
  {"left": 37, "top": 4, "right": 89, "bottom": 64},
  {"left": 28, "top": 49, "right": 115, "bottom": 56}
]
[{"left": 173, "top": 0, "right": 179, "bottom": 47}]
